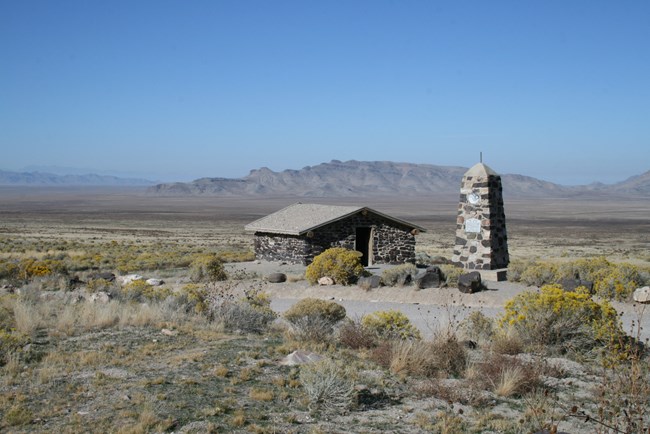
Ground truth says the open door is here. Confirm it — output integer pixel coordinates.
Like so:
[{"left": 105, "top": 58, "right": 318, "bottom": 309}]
[{"left": 355, "top": 227, "right": 373, "bottom": 266}]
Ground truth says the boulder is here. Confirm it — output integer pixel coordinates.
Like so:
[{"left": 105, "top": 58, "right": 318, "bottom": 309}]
[
  {"left": 633, "top": 286, "right": 650, "bottom": 304},
  {"left": 397, "top": 274, "right": 413, "bottom": 286},
  {"left": 279, "top": 350, "right": 323, "bottom": 366},
  {"left": 89, "top": 291, "right": 111, "bottom": 304},
  {"left": 415, "top": 266, "right": 443, "bottom": 289},
  {"left": 358, "top": 275, "right": 381, "bottom": 289},
  {"left": 117, "top": 274, "right": 145, "bottom": 285},
  {"left": 266, "top": 272, "right": 287, "bottom": 283},
  {"left": 458, "top": 271, "right": 482, "bottom": 294},
  {"left": 318, "top": 276, "right": 334, "bottom": 286},
  {"left": 93, "top": 272, "right": 116, "bottom": 282},
  {"left": 146, "top": 278, "right": 164, "bottom": 286},
  {"left": 68, "top": 276, "right": 85, "bottom": 288},
  {"left": 558, "top": 278, "right": 593, "bottom": 293}
]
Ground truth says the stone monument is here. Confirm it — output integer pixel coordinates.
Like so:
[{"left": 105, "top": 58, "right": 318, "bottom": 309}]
[{"left": 451, "top": 162, "right": 509, "bottom": 281}]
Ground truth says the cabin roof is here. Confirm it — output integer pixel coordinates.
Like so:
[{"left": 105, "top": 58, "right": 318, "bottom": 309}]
[{"left": 244, "top": 203, "right": 426, "bottom": 236}]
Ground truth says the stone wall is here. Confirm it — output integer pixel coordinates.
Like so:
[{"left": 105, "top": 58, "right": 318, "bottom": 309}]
[
  {"left": 253, "top": 211, "right": 417, "bottom": 265},
  {"left": 253, "top": 233, "right": 311, "bottom": 264}
]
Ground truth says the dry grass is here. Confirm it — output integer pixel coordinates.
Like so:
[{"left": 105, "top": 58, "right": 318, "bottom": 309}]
[
  {"left": 249, "top": 388, "right": 274, "bottom": 401},
  {"left": 13, "top": 301, "right": 43, "bottom": 335},
  {"left": 492, "top": 364, "right": 526, "bottom": 397},
  {"left": 473, "top": 353, "right": 542, "bottom": 398}
]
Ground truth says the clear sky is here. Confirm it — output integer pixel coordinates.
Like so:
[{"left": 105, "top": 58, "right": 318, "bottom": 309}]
[{"left": 1, "top": 1, "right": 648, "bottom": 184}]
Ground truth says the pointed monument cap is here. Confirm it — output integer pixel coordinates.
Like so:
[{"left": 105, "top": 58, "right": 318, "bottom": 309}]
[{"left": 465, "top": 162, "right": 498, "bottom": 177}]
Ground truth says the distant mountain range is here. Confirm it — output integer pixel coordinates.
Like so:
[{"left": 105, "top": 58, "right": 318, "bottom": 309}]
[
  {"left": 147, "top": 160, "right": 650, "bottom": 198},
  {"left": 0, "top": 170, "right": 155, "bottom": 186}
]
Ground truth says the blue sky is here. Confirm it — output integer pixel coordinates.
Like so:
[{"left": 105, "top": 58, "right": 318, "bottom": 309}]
[{"left": 1, "top": 1, "right": 648, "bottom": 184}]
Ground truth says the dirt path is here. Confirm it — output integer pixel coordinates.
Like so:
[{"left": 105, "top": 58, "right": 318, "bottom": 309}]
[{"left": 227, "top": 261, "right": 650, "bottom": 341}]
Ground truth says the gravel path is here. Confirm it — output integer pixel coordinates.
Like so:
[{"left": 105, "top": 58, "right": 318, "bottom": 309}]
[{"left": 228, "top": 261, "right": 650, "bottom": 341}]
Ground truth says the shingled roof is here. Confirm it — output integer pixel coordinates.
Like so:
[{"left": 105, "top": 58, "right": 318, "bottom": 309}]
[{"left": 245, "top": 203, "right": 426, "bottom": 236}]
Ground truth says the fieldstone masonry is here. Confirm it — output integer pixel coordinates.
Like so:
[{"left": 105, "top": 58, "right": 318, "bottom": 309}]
[
  {"left": 254, "top": 212, "right": 417, "bottom": 265},
  {"left": 451, "top": 163, "right": 509, "bottom": 271}
]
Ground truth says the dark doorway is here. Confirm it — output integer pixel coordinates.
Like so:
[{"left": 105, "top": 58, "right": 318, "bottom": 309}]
[{"left": 355, "top": 227, "right": 372, "bottom": 266}]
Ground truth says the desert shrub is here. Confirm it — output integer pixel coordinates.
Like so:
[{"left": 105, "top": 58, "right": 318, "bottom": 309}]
[
  {"left": 439, "top": 264, "right": 463, "bottom": 287},
  {"left": 210, "top": 286, "right": 276, "bottom": 334},
  {"left": 3, "top": 403, "right": 33, "bottom": 427},
  {"left": 299, "top": 358, "right": 355, "bottom": 414},
  {"left": 381, "top": 263, "right": 418, "bottom": 286},
  {"left": 286, "top": 315, "right": 337, "bottom": 343},
  {"left": 86, "top": 278, "right": 115, "bottom": 293},
  {"left": 0, "top": 296, "right": 29, "bottom": 366},
  {"left": 338, "top": 318, "right": 377, "bottom": 349},
  {"left": 120, "top": 280, "right": 171, "bottom": 302},
  {"left": 211, "top": 301, "right": 277, "bottom": 334},
  {"left": 391, "top": 335, "right": 466, "bottom": 378},
  {"left": 190, "top": 254, "right": 228, "bottom": 283},
  {"left": 174, "top": 283, "right": 209, "bottom": 314},
  {"left": 0, "top": 330, "right": 28, "bottom": 366},
  {"left": 0, "top": 259, "right": 19, "bottom": 282},
  {"left": 505, "top": 259, "right": 530, "bottom": 282},
  {"left": 428, "top": 330, "right": 467, "bottom": 377},
  {"left": 510, "top": 257, "right": 650, "bottom": 301},
  {"left": 284, "top": 298, "right": 346, "bottom": 343},
  {"left": 500, "top": 284, "right": 624, "bottom": 356},
  {"left": 490, "top": 328, "right": 524, "bottom": 355},
  {"left": 216, "top": 250, "right": 255, "bottom": 263},
  {"left": 459, "top": 311, "right": 495, "bottom": 345},
  {"left": 519, "top": 262, "right": 558, "bottom": 287},
  {"left": 284, "top": 298, "right": 347, "bottom": 326},
  {"left": 474, "top": 353, "right": 542, "bottom": 397},
  {"left": 362, "top": 310, "right": 421, "bottom": 341},
  {"left": 305, "top": 247, "right": 364, "bottom": 285}
]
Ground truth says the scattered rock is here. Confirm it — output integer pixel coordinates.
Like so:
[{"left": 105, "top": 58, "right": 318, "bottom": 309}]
[
  {"left": 358, "top": 275, "right": 381, "bottom": 289},
  {"left": 266, "top": 272, "right": 287, "bottom": 283},
  {"left": 67, "top": 292, "right": 86, "bottom": 304},
  {"left": 279, "top": 350, "right": 323, "bottom": 366},
  {"left": 68, "top": 276, "right": 85, "bottom": 288},
  {"left": 117, "top": 274, "right": 145, "bottom": 285},
  {"left": 415, "top": 266, "right": 443, "bottom": 289},
  {"left": 458, "top": 271, "right": 482, "bottom": 294},
  {"left": 1, "top": 284, "right": 15, "bottom": 293},
  {"left": 89, "top": 291, "right": 111, "bottom": 304},
  {"left": 557, "top": 278, "right": 593, "bottom": 292},
  {"left": 633, "top": 286, "right": 650, "bottom": 303},
  {"left": 146, "top": 278, "right": 164, "bottom": 286},
  {"left": 161, "top": 328, "right": 177, "bottom": 336},
  {"left": 318, "top": 276, "right": 334, "bottom": 286},
  {"left": 397, "top": 274, "right": 413, "bottom": 286},
  {"left": 92, "top": 272, "right": 116, "bottom": 282}
]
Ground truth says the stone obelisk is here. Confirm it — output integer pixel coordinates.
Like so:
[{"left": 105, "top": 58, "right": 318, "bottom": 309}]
[{"left": 451, "top": 162, "right": 509, "bottom": 280}]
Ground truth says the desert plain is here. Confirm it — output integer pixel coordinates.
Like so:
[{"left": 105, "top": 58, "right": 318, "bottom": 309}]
[{"left": 1, "top": 186, "right": 649, "bottom": 433}]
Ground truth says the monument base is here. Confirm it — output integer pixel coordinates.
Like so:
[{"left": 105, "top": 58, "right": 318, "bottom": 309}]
[{"left": 476, "top": 268, "right": 508, "bottom": 282}]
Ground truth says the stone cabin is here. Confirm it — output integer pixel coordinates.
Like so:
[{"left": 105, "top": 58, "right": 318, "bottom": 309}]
[{"left": 245, "top": 203, "right": 426, "bottom": 266}]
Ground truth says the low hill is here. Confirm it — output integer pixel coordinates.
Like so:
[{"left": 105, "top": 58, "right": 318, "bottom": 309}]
[{"left": 0, "top": 170, "right": 155, "bottom": 186}]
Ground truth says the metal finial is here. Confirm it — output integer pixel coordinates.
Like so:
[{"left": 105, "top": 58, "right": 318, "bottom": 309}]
[{"left": 480, "top": 151, "right": 483, "bottom": 163}]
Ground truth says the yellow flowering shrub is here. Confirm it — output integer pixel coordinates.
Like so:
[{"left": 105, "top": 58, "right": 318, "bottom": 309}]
[
  {"left": 509, "top": 257, "right": 649, "bottom": 301},
  {"left": 178, "top": 283, "right": 208, "bottom": 314},
  {"left": 305, "top": 247, "right": 364, "bottom": 285},
  {"left": 362, "top": 310, "right": 421, "bottom": 341},
  {"left": 121, "top": 279, "right": 171, "bottom": 302},
  {"left": 500, "top": 284, "right": 624, "bottom": 355}
]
